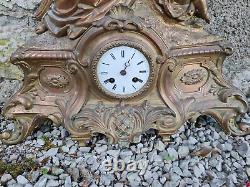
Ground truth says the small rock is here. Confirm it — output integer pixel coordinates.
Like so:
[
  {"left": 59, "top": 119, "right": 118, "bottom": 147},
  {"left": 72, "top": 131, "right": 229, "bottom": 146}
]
[
  {"left": 156, "top": 141, "right": 166, "bottom": 151},
  {"left": 46, "top": 179, "right": 59, "bottom": 187},
  {"left": 1, "top": 174, "right": 12, "bottom": 184},
  {"left": 51, "top": 167, "right": 64, "bottom": 176},
  {"left": 61, "top": 146, "right": 70, "bottom": 153},
  {"left": 65, "top": 176, "right": 72, "bottom": 187},
  {"left": 127, "top": 172, "right": 141, "bottom": 186},
  {"left": 95, "top": 145, "right": 108, "bottom": 154},
  {"left": 237, "top": 141, "right": 249, "bottom": 157},
  {"left": 107, "top": 150, "right": 120, "bottom": 158},
  {"left": 246, "top": 168, "right": 250, "bottom": 177},
  {"left": 178, "top": 146, "right": 189, "bottom": 158},
  {"left": 34, "top": 177, "right": 47, "bottom": 187},
  {"left": 66, "top": 140, "right": 75, "bottom": 148},
  {"left": 224, "top": 143, "right": 233, "bottom": 152},
  {"left": 17, "top": 175, "right": 29, "bottom": 185},
  {"left": 37, "top": 139, "right": 45, "bottom": 146},
  {"left": 188, "top": 137, "right": 198, "bottom": 145},
  {"left": 25, "top": 183, "right": 33, "bottom": 187},
  {"left": 152, "top": 179, "right": 162, "bottom": 187},
  {"left": 167, "top": 148, "right": 178, "bottom": 161},
  {"left": 68, "top": 146, "right": 78, "bottom": 154},
  {"left": 210, "top": 179, "right": 225, "bottom": 187},
  {"left": 212, "top": 131, "right": 220, "bottom": 140},
  {"left": 8, "top": 184, "right": 23, "bottom": 187},
  {"left": 114, "top": 183, "right": 123, "bottom": 187},
  {"left": 67, "top": 168, "right": 80, "bottom": 182},
  {"left": 45, "top": 148, "right": 58, "bottom": 157},
  {"left": 29, "top": 171, "right": 40, "bottom": 182},
  {"left": 193, "top": 165, "right": 203, "bottom": 178},
  {"left": 79, "top": 147, "right": 91, "bottom": 153}
]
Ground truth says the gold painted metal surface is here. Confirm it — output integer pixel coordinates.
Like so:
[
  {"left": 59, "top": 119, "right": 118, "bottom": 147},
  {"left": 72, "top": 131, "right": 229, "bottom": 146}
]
[{"left": 1, "top": 0, "right": 249, "bottom": 146}]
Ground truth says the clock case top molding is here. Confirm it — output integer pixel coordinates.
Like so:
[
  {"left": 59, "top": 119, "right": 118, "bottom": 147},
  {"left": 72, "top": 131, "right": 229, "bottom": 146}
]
[{"left": 1, "top": 0, "right": 249, "bottom": 146}]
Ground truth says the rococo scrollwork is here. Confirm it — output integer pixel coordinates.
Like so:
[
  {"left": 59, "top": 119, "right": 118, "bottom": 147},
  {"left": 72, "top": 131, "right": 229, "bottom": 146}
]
[{"left": 1, "top": 0, "right": 249, "bottom": 146}]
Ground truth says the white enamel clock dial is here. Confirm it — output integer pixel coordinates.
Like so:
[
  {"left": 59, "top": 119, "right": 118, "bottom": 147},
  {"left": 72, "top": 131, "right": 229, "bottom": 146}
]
[{"left": 96, "top": 45, "right": 151, "bottom": 98}]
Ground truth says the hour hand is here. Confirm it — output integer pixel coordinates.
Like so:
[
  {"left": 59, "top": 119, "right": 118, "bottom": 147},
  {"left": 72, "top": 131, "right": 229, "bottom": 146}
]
[{"left": 104, "top": 78, "right": 115, "bottom": 84}]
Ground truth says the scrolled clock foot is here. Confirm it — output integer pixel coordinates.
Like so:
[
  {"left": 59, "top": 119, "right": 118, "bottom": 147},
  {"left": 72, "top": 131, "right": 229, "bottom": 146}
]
[
  {"left": 202, "top": 108, "right": 250, "bottom": 137},
  {"left": 228, "top": 119, "right": 250, "bottom": 136},
  {"left": 0, "top": 118, "right": 29, "bottom": 145},
  {"left": 0, "top": 131, "right": 11, "bottom": 140},
  {"left": 1, "top": 115, "right": 47, "bottom": 145}
]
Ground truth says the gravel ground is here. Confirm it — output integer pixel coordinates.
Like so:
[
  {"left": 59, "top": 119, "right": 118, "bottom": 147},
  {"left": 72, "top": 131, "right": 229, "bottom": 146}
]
[{"left": 0, "top": 95, "right": 250, "bottom": 187}]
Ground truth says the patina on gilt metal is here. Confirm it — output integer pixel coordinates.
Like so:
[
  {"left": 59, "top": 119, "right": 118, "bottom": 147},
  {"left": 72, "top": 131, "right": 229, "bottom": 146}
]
[{"left": 1, "top": 0, "right": 249, "bottom": 146}]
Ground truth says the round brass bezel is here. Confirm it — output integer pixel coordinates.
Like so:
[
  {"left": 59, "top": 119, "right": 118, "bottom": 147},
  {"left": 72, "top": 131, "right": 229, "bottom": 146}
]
[{"left": 92, "top": 40, "right": 155, "bottom": 99}]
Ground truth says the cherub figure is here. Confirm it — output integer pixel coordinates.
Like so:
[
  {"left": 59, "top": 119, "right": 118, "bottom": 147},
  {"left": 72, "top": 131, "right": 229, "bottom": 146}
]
[
  {"left": 35, "top": 0, "right": 136, "bottom": 39},
  {"left": 156, "top": 0, "right": 210, "bottom": 23},
  {"left": 35, "top": 0, "right": 120, "bottom": 39},
  {"left": 35, "top": 0, "right": 209, "bottom": 39}
]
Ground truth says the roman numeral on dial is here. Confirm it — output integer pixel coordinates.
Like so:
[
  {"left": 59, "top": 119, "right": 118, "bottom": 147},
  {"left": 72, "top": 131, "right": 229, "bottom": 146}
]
[
  {"left": 121, "top": 50, "right": 125, "bottom": 58},
  {"left": 112, "top": 84, "right": 117, "bottom": 90},
  {"left": 137, "top": 61, "right": 144, "bottom": 65},
  {"left": 110, "top": 53, "right": 116, "bottom": 60}
]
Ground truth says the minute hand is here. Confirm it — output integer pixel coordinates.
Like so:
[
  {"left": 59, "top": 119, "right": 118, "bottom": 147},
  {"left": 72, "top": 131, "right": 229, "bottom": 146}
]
[{"left": 124, "top": 53, "right": 135, "bottom": 70}]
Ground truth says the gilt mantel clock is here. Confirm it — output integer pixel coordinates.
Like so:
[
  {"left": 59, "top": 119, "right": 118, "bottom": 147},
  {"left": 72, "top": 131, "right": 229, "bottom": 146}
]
[{"left": 1, "top": 0, "right": 249, "bottom": 146}]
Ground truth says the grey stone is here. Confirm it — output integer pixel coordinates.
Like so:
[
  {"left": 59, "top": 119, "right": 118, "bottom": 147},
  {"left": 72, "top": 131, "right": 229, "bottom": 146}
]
[
  {"left": 46, "top": 180, "right": 59, "bottom": 187},
  {"left": 61, "top": 146, "right": 69, "bottom": 153},
  {"left": 167, "top": 147, "right": 178, "bottom": 161},
  {"left": 127, "top": 172, "right": 141, "bottom": 186},
  {"left": 95, "top": 145, "right": 108, "bottom": 154},
  {"left": 45, "top": 148, "right": 58, "bottom": 157},
  {"left": 68, "top": 146, "right": 78, "bottom": 155},
  {"left": 210, "top": 179, "right": 225, "bottom": 187},
  {"left": 152, "top": 179, "right": 161, "bottom": 187},
  {"left": 107, "top": 150, "right": 120, "bottom": 157},
  {"left": 237, "top": 141, "right": 249, "bottom": 157},
  {"left": 52, "top": 157, "right": 60, "bottom": 166},
  {"left": 29, "top": 171, "right": 40, "bottom": 182},
  {"left": 25, "top": 183, "right": 34, "bottom": 187},
  {"left": 64, "top": 176, "right": 72, "bottom": 187},
  {"left": 37, "top": 139, "right": 45, "bottom": 146},
  {"left": 114, "top": 183, "right": 123, "bottom": 187},
  {"left": 100, "top": 174, "right": 114, "bottom": 186},
  {"left": 224, "top": 142, "right": 233, "bottom": 152},
  {"left": 193, "top": 164, "right": 204, "bottom": 178},
  {"left": 7, "top": 179, "right": 17, "bottom": 186},
  {"left": 119, "top": 150, "right": 133, "bottom": 159},
  {"left": 156, "top": 140, "right": 166, "bottom": 151},
  {"left": 1, "top": 174, "right": 12, "bottom": 184},
  {"left": 51, "top": 167, "right": 64, "bottom": 176},
  {"left": 188, "top": 137, "right": 198, "bottom": 145},
  {"left": 8, "top": 184, "right": 23, "bottom": 187},
  {"left": 178, "top": 146, "right": 189, "bottom": 158},
  {"left": 34, "top": 177, "right": 48, "bottom": 187},
  {"left": 79, "top": 147, "right": 91, "bottom": 153},
  {"left": 67, "top": 168, "right": 80, "bottom": 182},
  {"left": 246, "top": 168, "right": 250, "bottom": 177},
  {"left": 17, "top": 175, "right": 29, "bottom": 185},
  {"left": 65, "top": 140, "right": 75, "bottom": 148}
]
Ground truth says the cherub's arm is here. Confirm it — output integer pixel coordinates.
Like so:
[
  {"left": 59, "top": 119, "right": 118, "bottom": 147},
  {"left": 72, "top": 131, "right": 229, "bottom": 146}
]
[{"left": 193, "top": 0, "right": 210, "bottom": 23}]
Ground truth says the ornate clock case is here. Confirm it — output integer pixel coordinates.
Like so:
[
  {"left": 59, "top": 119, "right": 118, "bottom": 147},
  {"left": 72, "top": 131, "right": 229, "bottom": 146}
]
[{"left": 1, "top": 0, "right": 249, "bottom": 146}]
